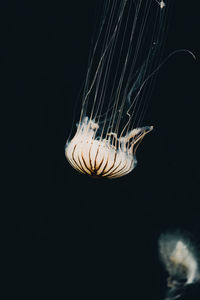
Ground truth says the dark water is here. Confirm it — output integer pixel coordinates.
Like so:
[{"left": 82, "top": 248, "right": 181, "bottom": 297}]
[{"left": 1, "top": 0, "right": 199, "bottom": 299}]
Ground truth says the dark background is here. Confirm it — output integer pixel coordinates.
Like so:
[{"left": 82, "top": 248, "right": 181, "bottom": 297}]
[{"left": 1, "top": 0, "right": 199, "bottom": 299}]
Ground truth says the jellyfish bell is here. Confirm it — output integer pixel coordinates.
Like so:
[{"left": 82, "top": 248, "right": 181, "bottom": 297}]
[
  {"left": 159, "top": 231, "right": 200, "bottom": 300},
  {"left": 65, "top": 0, "right": 169, "bottom": 178},
  {"left": 65, "top": 116, "right": 153, "bottom": 178}
]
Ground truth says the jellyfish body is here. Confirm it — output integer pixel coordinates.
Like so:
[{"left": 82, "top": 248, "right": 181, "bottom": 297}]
[
  {"left": 66, "top": 116, "right": 153, "bottom": 178},
  {"left": 65, "top": 0, "right": 169, "bottom": 178},
  {"left": 159, "top": 232, "right": 200, "bottom": 300}
]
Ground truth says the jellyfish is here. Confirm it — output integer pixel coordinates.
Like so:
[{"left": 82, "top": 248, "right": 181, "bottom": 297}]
[
  {"left": 159, "top": 231, "right": 200, "bottom": 300},
  {"left": 65, "top": 0, "right": 169, "bottom": 178}
]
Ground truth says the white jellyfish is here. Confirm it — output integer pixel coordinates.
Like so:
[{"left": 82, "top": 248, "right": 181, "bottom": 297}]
[
  {"left": 65, "top": 0, "right": 169, "bottom": 178},
  {"left": 159, "top": 231, "right": 200, "bottom": 300}
]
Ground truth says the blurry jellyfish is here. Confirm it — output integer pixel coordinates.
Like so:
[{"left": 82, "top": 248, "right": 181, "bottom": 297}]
[
  {"left": 159, "top": 231, "right": 200, "bottom": 300},
  {"left": 65, "top": 0, "right": 169, "bottom": 178}
]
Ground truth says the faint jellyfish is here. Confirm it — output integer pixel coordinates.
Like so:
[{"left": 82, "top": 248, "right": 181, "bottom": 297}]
[
  {"left": 65, "top": 0, "right": 169, "bottom": 178},
  {"left": 159, "top": 231, "right": 200, "bottom": 300}
]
